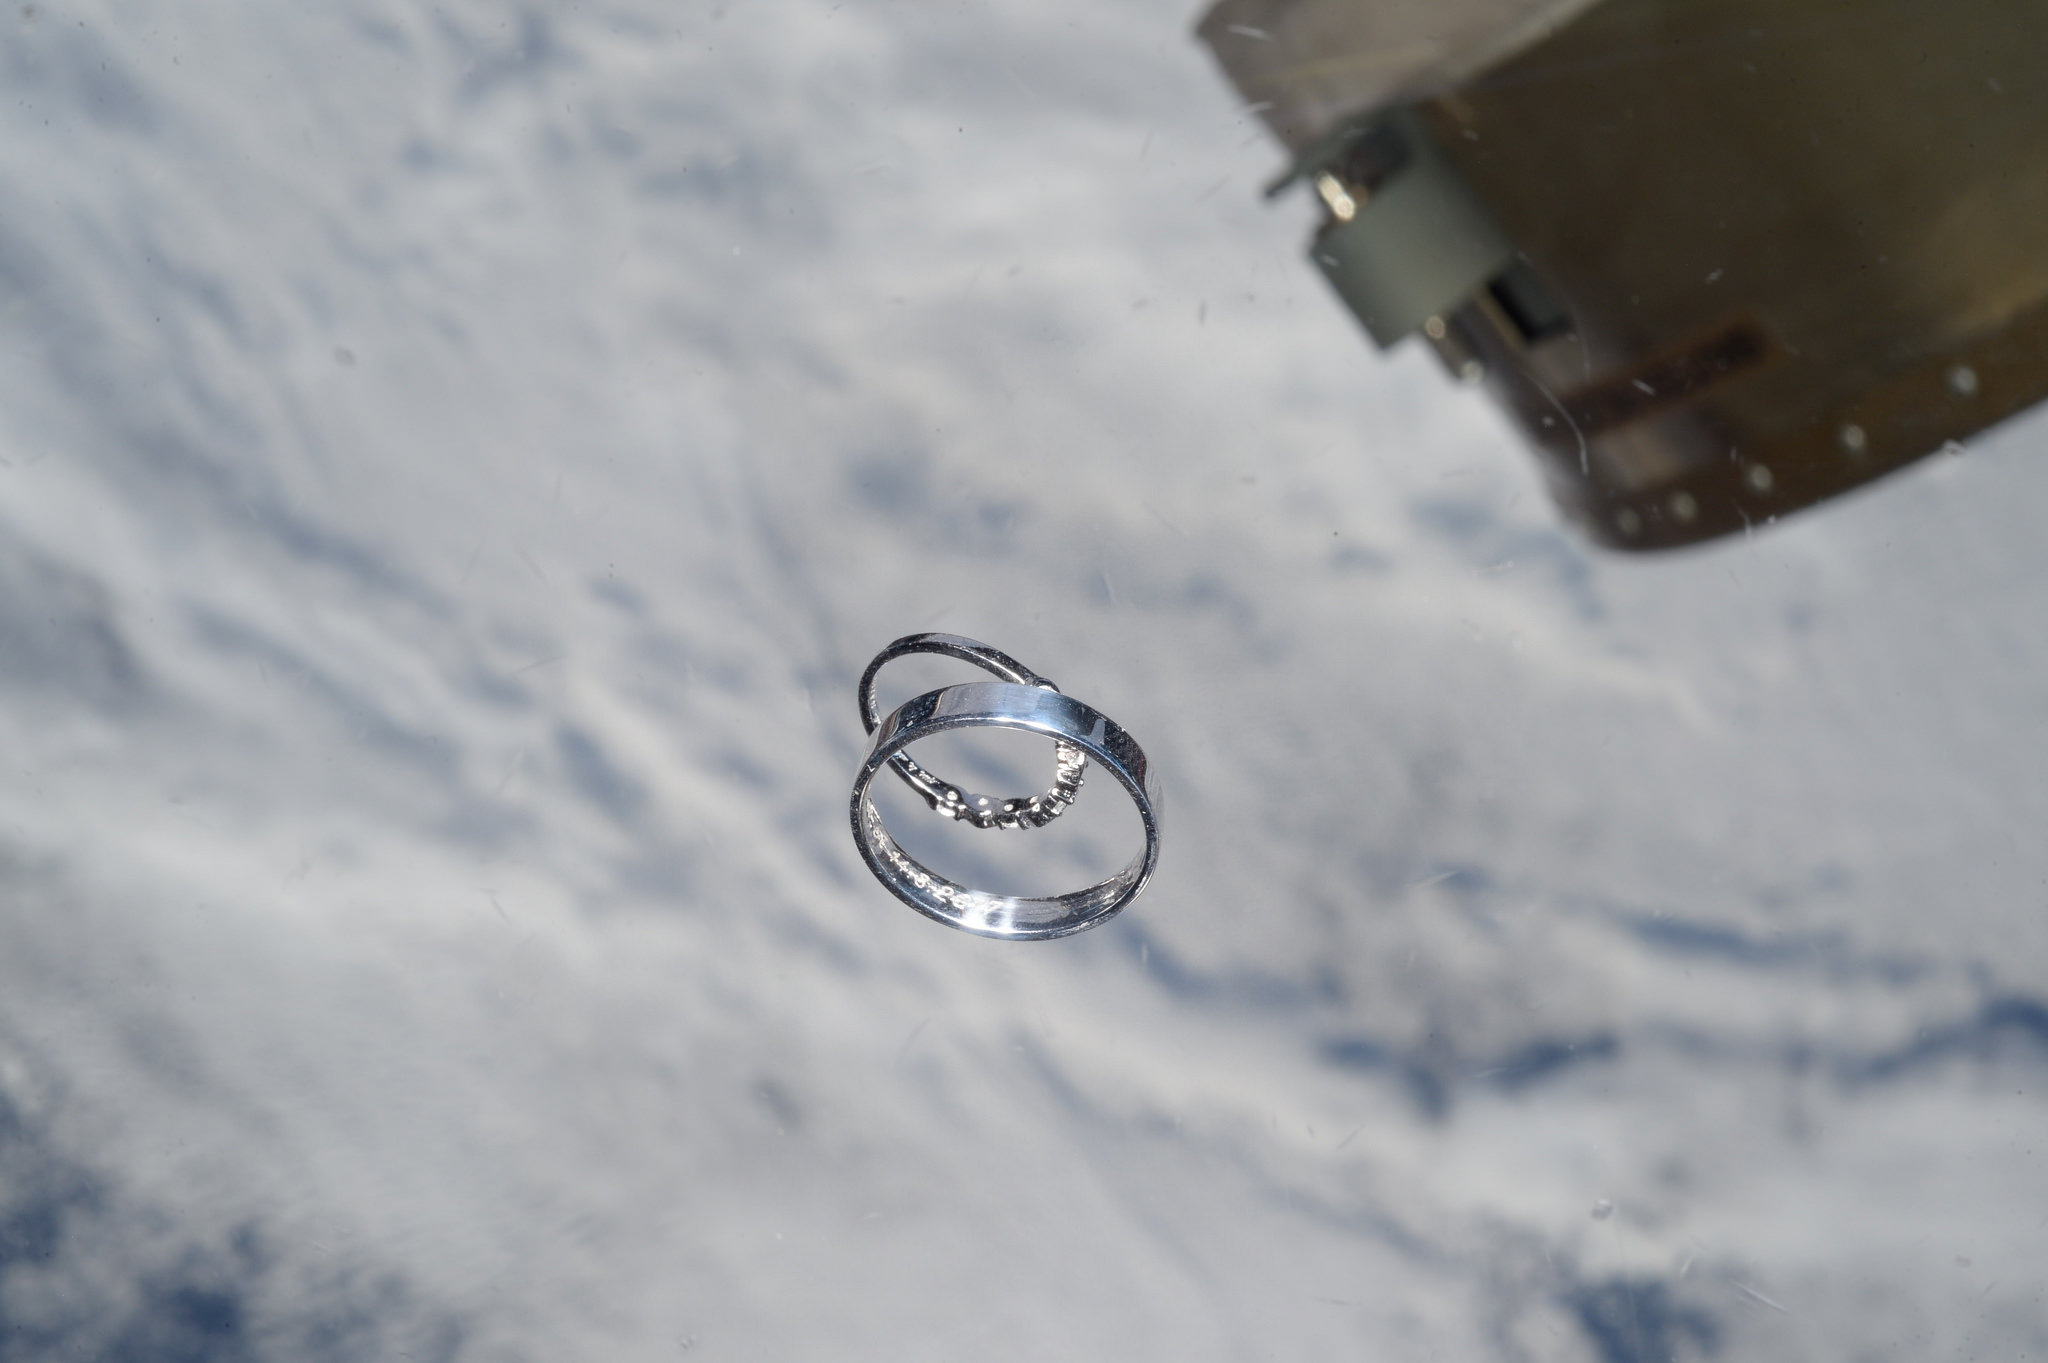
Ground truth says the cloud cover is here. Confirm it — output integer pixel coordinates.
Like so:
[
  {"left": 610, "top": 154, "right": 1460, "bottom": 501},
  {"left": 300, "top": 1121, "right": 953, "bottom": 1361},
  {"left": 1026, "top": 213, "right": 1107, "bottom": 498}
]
[{"left": 0, "top": 0, "right": 2042, "bottom": 1358}]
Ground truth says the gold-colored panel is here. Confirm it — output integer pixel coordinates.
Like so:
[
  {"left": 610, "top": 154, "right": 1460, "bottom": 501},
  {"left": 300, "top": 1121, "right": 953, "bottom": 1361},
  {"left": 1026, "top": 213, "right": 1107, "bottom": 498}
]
[{"left": 1204, "top": 0, "right": 2048, "bottom": 548}]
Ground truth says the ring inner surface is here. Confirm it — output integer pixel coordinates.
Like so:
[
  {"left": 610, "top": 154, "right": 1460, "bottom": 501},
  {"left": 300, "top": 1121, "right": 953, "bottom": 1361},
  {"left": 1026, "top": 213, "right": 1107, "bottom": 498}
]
[{"left": 857, "top": 796, "right": 1143, "bottom": 937}]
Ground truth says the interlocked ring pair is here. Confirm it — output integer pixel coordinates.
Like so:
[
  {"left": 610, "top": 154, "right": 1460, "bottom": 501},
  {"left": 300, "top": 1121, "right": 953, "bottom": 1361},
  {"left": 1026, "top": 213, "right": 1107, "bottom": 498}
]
[{"left": 850, "top": 633, "right": 1162, "bottom": 941}]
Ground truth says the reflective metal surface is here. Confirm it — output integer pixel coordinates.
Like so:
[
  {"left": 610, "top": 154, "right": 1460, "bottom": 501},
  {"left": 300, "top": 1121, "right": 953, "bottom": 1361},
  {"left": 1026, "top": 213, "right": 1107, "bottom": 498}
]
[
  {"left": 852, "top": 679, "right": 1161, "bottom": 939},
  {"left": 857, "top": 632, "right": 1087, "bottom": 830}
]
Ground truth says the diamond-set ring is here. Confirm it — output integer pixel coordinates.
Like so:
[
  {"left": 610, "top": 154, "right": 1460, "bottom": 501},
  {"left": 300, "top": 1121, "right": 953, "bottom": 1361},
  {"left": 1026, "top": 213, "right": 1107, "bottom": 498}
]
[{"left": 849, "top": 635, "right": 1161, "bottom": 940}]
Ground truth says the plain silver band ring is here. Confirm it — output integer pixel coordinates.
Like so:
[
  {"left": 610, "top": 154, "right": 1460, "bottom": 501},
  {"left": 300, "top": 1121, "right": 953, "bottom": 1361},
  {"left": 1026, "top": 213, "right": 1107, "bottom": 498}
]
[
  {"left": 851, "top": 680, "right": 1162, "bottom": 940},
  {"left": 858, "top": 633, "right": 1087, "bottom": 830}
]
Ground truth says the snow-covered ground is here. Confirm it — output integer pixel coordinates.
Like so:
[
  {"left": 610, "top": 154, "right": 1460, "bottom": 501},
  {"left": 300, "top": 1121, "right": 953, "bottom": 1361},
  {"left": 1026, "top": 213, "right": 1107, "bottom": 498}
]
[{"left": 0, "top": 1, "right": 2043, "bottom": 1358}]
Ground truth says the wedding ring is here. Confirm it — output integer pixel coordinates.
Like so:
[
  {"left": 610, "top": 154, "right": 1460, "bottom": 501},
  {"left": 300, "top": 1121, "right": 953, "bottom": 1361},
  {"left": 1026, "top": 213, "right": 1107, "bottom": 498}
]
[
  {"left": 858, "top": 633, "right": 1086, "bottom": 830},
  {"left": 850, "top": 680, "right": 1162, "bottom": 940}
]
